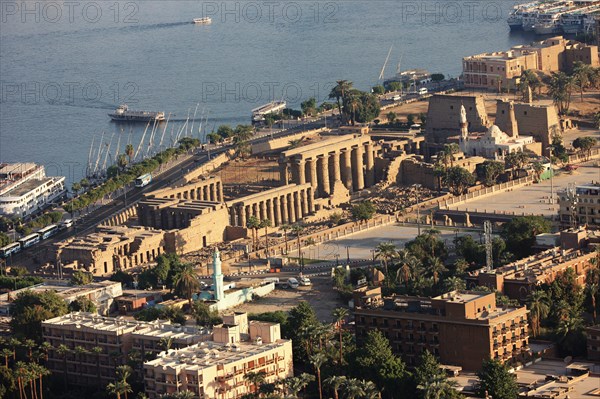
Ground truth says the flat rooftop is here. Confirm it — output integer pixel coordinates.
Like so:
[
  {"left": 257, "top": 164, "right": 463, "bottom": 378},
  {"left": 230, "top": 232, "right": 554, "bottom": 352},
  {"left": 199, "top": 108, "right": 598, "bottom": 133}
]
[
  {"left": 0, "top": 162, "right": 39, "bottom": 176},
  {"left": 145, "top": 338, "right": 290, "bottom": 371},
  {"left": 0, "top": 177, "right": 61, "bottom": 198},
  {"left": 0, "top": 281, "right": 120, "bottom": 308}
]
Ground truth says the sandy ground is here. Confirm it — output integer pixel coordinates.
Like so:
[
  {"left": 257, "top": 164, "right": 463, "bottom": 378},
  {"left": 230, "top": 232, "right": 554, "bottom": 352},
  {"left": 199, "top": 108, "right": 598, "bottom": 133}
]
[
  {"left": 449, "top": 160, "right": 600, "bottom": 217},
  {"left": 230, "top": 275, "right": 346, "bottom": 323}
]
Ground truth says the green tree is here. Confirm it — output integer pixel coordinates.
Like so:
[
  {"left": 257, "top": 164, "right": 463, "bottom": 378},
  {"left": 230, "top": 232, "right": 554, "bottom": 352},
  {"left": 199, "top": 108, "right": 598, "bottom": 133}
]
[
  {"left": 301, "top": 97, "right": 317, "bottom": 116},
  {"left": 476, "top": 358, "right": 518, "bottom": 399},
  {"left": 354, "top": 329, "right": 407, "bottom": 397},
  {"left": 291, "top": 223, "right": 304, "bottom": 260},
  {"left": 117, "top": 153, "right": 129, "bottom": 171},
  {"left": 10, "top": 291, "right": 68, "bottom": 342},
  {"left": 375, "top": 242, "right": 397, "bottom": 283},
  {"left": 245, "top": 370, "right": 266, "bottom": 395},
  {"left": 70, "top": 270, "right": 93, "bottom": 285},
  {"left": 545, "top": 71, "right": 576, "bottom": 115},
  {"left": 192, "top": 301, "right": 222, "bottom": 327},
  {"left": 72, "top": 182, "right": 82, "bottom": 197},
  {"left": 174, "top": 264, "right": 200, "bottom": 308},
  {"left": 246, "top": 216, "right": 261, "bottom": 253},
  {"left": 260, "top": 219, "right": 272, "bottom": 257},
  {"left": 68, "top": 296, "right": 97, "bottom": 313},
  {"left": 351, "top": 201, "right": 376, "bottom": 223},
  {"left": 415, "top": 350, "right": 459, "bottom": 399},
  {"left": 329, "top": 80, "right": 353, "bottom": 122},
  {"left": 324, "top": 375, "right": 347, "bottom": 399},
  {"left": 527, "top": 290, "right": 550, "bottom": 337},
  {"left": 287, "top": 302, "right": 318, "bottom": 363},
  {"left": 310, "top": 352, "right": 327, "bottom": 399},
  {"left": 519, "top": 69, "right": 542, "bottom": 99},
  {"left": 572, "top": 136, "right": 597, "bottom": 161},
  {"left": 372, "top": 85, "right": 385, "bottom": 95},
  {"left": 572, "top": 61, "right": 593, "bottom": 101},
  {"left": 500, "top": 216, "right": 551, "bottom": 258},
  {"left": 354, "top": 92, "right": 381, "bottom": 124},
  {"left": 479, "top": 160, "right": 505, "bottom": 187},
  {"left": 443, "top": 166, "right": 475, "bottom": 195},
  {"left": 332, "top": 307, "right": 349, "bottom": 364},
  {"left": 386, "top": 111, "right": 397, "bottom": 124},
  {"left": 125, "top": 144, "right": 134, "bottom": 164}
]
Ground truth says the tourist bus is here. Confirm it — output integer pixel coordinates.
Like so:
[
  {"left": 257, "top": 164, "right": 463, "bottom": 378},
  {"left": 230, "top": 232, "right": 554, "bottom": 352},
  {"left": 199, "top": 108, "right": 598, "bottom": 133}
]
[
  {"left": 18, "top": 233, "right": 41, "bottom": 249},
  {"left": 37, "top": 224, "right": 59, "bottom": 240},
  {"left": 135, "top": 173, "right": 152, "bottom": 188},
  {"left": 0, "top": 242, "right": 21, "bottom": 258}
]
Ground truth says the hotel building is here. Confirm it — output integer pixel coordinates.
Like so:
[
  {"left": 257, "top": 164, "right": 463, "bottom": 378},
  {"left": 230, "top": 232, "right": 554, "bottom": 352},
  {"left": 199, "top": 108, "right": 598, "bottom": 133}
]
[
  {"left": 354, "top": 288, "right": 529, "bottom": 371},
  {"left": 143, "top": 314, "right": 293, "bottom": 399}
]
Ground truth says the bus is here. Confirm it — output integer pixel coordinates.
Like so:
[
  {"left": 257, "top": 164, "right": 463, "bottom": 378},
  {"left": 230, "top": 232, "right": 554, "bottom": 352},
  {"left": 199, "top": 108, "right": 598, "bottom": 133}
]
[
  {"left": 135, "top": 173, "right": 152, "bottom": 188},
  {"left": 18, "top": 233, "right": 40, "bottom": 249},
  {"left": 0, "top": 243, "right": 21, "bottom": 258},
  {"left": 37, "top": 224, "right": 59, "bottom": 240}
]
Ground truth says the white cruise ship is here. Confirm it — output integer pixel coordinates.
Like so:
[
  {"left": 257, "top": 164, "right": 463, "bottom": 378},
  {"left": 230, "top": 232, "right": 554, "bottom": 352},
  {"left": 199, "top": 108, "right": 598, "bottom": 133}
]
[
  {"left": 561, "top": 5, "right": 600, "bottom": 33},
  {"left": 0, "top": 163, "right": 66, "bottom": 217}
]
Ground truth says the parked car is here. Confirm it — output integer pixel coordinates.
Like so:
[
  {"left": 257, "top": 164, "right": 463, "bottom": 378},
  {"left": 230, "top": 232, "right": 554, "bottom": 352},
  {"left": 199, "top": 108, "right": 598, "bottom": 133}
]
[
  {"left": 299, "top": 276, "right": 312, "bottom": 286},
  {"left": 287, "top": 277, "right": 299, "bottom": 289},
  {"left": 61, "top": 219, "right": 73, "bottom": 228}
]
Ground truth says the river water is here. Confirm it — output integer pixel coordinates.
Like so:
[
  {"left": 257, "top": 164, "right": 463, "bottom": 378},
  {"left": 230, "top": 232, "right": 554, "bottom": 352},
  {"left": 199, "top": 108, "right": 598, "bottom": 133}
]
[{"left": 0, "top": 0, "right": 539, "bottom": 185}]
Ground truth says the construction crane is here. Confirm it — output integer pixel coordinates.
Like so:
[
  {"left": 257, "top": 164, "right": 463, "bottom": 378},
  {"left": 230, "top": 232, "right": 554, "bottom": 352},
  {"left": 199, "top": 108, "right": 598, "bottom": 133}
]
[{"left": 484, "top": 220, "right": 493, "bottom": 271}]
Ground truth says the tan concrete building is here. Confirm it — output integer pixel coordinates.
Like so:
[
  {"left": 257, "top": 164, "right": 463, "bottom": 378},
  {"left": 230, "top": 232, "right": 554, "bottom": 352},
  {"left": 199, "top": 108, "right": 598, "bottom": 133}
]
[
  {"left": 466, "top": 247, "right": 596, "bottom": 301},
  {"left": 559, "top": 184, "right": 600, "bottom": 228},
  {"left": 226, "top": 184, "right": 314, "bottom": 227},
  {"left": 353, "top": 288, "right": 529, "bottom": 371},
  {"left": 143, "top": 316, "right": 293, "bottom": 399},
  {"left": 279, "top": 134, "right": 377, "bottom": 197},
  {"left": 0, "top": 281, "right": 122, "bottom": 316},
  {"left": 463, "top": 36, "right": 599, "bottom": 90},
  {"left": 586, "top": 325, "right": 600, "bottom": 361}
]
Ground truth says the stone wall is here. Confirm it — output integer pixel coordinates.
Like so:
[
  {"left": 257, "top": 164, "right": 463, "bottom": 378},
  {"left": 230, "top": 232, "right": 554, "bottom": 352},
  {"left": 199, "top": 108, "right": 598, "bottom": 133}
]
[
  {"left": 181, "top": 149, "right": 235, "bottom": 184},
  {"left": 99, "top": 204, "right": 138, "bottom": 227}
]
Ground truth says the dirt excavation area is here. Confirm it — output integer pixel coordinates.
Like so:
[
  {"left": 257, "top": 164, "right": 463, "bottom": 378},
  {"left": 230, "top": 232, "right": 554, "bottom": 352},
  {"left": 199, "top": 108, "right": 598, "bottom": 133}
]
[{"left": 230, "top": 275, "right": 346, "bottom": 323}]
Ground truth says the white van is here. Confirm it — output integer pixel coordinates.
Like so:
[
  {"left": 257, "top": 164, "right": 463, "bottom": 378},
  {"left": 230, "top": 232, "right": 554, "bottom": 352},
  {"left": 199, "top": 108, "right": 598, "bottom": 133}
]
[
  {"left": 418, "top": 88, "right": 428, "bottom": 95},
  {"left": 61, "top": 219, "right": 73, "bottom": 228},
  {"left": 287, "top": 277, "right": 299, "bottom": 289}
]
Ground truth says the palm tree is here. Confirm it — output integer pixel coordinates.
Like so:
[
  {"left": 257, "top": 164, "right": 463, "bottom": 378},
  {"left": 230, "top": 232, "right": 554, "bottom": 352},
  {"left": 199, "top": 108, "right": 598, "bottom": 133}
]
[
  {"left": 572, "top": 61, "right": 592, "bottom": 101},
  {"left": 291, "top": 223, "right": 304, "bottom": 259},
  {"left": 106, "top": 380, "right": 132, "bottom": 399},
  {"left": 8, "top": 338, "right": 20, "bottom": 361},
  {"left": 428, "top": 256, "right": 447, "bottom": 285},
  {"left": 32, "top": 363, "right": 50, "bottom": 399},
  {"left": 396, "top": 249, "right": 419, "bottom": 292},
  {"left": 527, "top": 290, "right": 550, "bottom": 337},
  {"left": 246, "top": 216, "right": 261, "bottom": 253},
  {"left": 587, "top": 282, "right": 599, "bottom": 325},
  {"left": 417, "top": 372, "right": 459, "bottom": 399},
  {"left": 72, "top": 182, "right": 82, "bottom": 198},
  {"left": 443, "top": 276, "right": 466, "bottom": 292},
  {"left": 56, "top": 344, "right": 70, "bottom": 389},
  {"left": 280, "top": 224, "right": 291, "bottom": 255},
  {"left": 1, "top": 348, "right": 12, "bottom": 367},
  {"left": 125, "top": 144, "right": 134, "bottom": 164},
  {"left": 375, "top": 242, "right": 397, "bottom": 283},
  {"left": 324, "top": 375, "right": 347, "bottom": 399},
  {"left": 343, "top": 378, "right": 366, "bottom": 399},
  {"left": 157, "top": 337, "right": 173, "bottom": 352},
  {"left": 332, "top": 307, "right": 348, "bottom": 364},
  {"left": 361, "top": 380, "right": 381, "bottom": 399},
  {"left": 329, "top": 80, "right": 353, "bottom": 121},
  {"left": 117, "top": 154, "right": 129, "bottom": 172},
  {"left": 22, "top": 339, "right": 36, "bottom": 362},
  {"left": 309, "top": 352, "right": 327, "bottom": 399},
  {"left": 260, "top": 219, "right": 272, "bottom": 257},
  {"left": 115, "top": 365, "right": 133, "bottom": 399},
  {"left": 442, "top": 143, "right": 460, "bottom": 167},
  {"left": 74, "top": 345, "right": 88, "bottom": 383},
  {"left": 546, "top": 71, "right": 576, "bottom": 115},
  {"left": 245, "top": 371, "right": 267, "bottom": 394},
  {"left": 15, "top": 361, "right": 30, "bottom": 399},
  {"left": 175, "top": 264, "right": 200, "bottom": 308},
  {"left": 91, "top": 346, "right": 103, "bottom": 388},
  {"left": 39, "top": 342, "right": 52, "bottom": 362}
]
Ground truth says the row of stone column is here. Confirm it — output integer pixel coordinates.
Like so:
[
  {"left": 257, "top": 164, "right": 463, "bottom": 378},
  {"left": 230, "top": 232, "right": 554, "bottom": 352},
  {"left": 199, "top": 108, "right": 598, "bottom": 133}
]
[
  {"left": 230, "top": 188, "right": 314, "bottom": 227},
  {"left": 167, "top": 182, "right": 223, "bottom": 202},
  {"left": 280, "top": 142, "right": 375, "bottom": 198}
]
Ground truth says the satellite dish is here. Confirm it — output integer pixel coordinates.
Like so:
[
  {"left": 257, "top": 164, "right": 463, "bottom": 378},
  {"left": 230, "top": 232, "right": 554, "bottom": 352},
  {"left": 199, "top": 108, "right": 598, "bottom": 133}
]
[{"left": 563, "top": 356, "right": 572, "bottom": 364}]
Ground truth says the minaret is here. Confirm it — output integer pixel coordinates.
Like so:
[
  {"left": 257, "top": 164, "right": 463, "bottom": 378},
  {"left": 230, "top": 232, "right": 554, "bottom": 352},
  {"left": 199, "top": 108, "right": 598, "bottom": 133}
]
[
  {"left": 212, "top": 248, "right": 224, "bottom": 301},
  {"left": 506, "top": 101, "right": 519, "bottom": 138},
  {"left": 459, "top": 104, "right": 469, "bottom": 140}
]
